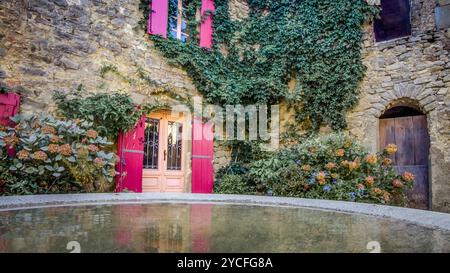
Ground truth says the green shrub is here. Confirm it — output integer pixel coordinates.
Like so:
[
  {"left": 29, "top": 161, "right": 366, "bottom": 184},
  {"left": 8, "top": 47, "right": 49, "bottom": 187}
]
[
  {"left": 53, "top": 87, "right": 141, "bottom": 140},
  {"left": 214, "top": 174, "right": 253, "bottom": 195},
  {"left": 248, "top": 133, "right": 415, "bottom": 206},
  {"left": 0, "top": 114, "right": 117, "bottom": 195}
]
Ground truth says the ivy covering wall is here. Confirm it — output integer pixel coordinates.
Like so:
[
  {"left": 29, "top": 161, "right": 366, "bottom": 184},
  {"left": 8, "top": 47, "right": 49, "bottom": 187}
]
[{"left": 140, "top": 0, "right": 378, "bottom": 131}]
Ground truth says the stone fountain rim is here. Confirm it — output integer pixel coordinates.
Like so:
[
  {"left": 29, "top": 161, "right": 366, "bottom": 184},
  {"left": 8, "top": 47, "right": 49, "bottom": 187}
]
[{"left": 1, "top": 193, "right": 449, "bottom": 231}]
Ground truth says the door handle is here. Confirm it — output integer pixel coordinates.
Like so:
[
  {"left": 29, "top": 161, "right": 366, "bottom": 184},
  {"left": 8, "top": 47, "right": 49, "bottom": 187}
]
[{"left": 164, "top": 150, "right": 167, "bottom": 161}]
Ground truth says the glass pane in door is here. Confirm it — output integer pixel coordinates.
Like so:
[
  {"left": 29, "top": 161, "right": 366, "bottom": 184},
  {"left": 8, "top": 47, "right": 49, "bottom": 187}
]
[
  {"left": 167, "top": 121, "right": 183, "bottom": 170},
  {"left": 143, "top": 118, "right": 160, "bottom": 169}
]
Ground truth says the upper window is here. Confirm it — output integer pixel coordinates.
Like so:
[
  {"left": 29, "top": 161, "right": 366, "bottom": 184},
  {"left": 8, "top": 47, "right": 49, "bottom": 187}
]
[
  {"left": 148, "top": 0, "right": 214, "bottom": 48},
  {"left": 169, "top": 0, "right": 189, "bottom": 42},
  {"left": 374, "top": 0, "right": 411, "bottom": 42}
]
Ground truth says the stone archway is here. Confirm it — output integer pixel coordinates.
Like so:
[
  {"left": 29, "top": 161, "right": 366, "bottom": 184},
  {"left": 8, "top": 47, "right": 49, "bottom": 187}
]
[{"left": 379, "top": 100, "right": 430, "bottom": 209}]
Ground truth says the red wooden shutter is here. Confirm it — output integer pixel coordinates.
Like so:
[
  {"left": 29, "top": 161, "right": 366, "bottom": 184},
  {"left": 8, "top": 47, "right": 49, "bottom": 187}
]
[
  {"left": 0, "top": 92, "right": 20, "bottom": 127},
  {"left": 191, "top": 116, "right": 214, "bottom": 193},
  {"left": 148, "top": 0, "right": 169, "bottom": 38},
  {"left": 116, "top": 116, "right": 146, "bottom": 193},
  {"left": 199, "top": 0, "right": 215, "bottom": 49}
]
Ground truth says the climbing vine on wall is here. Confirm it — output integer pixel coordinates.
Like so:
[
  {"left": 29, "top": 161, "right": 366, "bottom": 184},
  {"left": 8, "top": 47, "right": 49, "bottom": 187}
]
[{"left": 140, "top": 0, "right": 378, "bottom": 131}]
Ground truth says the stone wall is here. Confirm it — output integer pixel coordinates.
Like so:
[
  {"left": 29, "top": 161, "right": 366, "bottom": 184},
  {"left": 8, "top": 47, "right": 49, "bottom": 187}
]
[
  {"left": 347, "top": 0, "right": 450, "bottom": 212},
  {"left": 0, "top": 0, "right": 220, "bottom": 192},
  {"left": 1, "top": 0, "right": 448, "bottom": 207},
  {"left": 0, "top": 0, "right": 200, "bottom": 110}
]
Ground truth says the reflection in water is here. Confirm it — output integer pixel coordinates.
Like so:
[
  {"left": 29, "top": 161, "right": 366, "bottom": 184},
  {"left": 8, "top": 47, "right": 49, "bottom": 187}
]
[{"left": 0, "top": 203, "right": 449, "bottom": 253}]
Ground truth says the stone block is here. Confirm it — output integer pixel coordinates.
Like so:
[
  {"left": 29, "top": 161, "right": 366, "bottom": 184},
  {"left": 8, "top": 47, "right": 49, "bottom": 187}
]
[
  {"left": 436, "top": 5, "right": 450, "bottom": 29},
  {"left": 417, "top": 89, "right": 435, "bottom": 100},
  {"left": 59, "top": 56, "right": 80, "bottom": 70}
]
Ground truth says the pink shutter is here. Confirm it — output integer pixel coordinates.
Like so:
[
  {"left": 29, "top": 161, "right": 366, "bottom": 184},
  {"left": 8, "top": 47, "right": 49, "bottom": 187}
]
[
  {"left": 0, "top": 92, "right": 20, "bottom": 157},
  {"left": 148, "top": 0, "right": 169, "bottom": 38},
  {"left": 116, "top": 116, "right": 146, "bottom": 193},
  {"left": 191, "top": 116, "right": 214, "bottom": 193},
  {"left": 199, "top": 0, "right": 215, "bottom": 49},
  {"left": 0, "top": 92, "right": 20, "bottom": 127}
]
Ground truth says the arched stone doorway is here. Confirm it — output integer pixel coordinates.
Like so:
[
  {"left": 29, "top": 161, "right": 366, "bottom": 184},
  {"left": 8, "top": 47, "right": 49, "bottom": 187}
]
[{"left": 379, "top": 101, "right": 430, "bottom": 209}]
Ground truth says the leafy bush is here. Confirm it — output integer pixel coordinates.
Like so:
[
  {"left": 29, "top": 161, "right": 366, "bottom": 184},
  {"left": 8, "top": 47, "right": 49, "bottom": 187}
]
[
  {"left": 142, "top": 0, "right": 379, "bottom": 131},
  {"left": 214, "top": 174, "right": 253, "bottom": 195},
  {"left": 53, "top": 87, "right": 141, "bottom": 140},
  {"left": 247, "top": 133, "right": 415, "bottom": 206},
  {"left": 0, "top": 114, "right": 117, "bottom": 195}
]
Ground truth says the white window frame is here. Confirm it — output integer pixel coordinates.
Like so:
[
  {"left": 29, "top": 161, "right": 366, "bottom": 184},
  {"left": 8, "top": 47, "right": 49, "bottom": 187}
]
[{"left": 170, "top": 0, "right": 189, "bottom": 41}]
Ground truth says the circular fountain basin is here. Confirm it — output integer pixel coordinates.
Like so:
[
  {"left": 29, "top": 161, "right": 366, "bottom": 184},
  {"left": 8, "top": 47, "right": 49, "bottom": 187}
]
[{"left": 0, "top": 193, "right": 449, "bottom": 253}]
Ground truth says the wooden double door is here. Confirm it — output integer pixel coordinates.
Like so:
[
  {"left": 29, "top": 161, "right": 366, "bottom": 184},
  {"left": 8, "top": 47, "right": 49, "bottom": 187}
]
[
  {"left": 142, "top": 111, "right": 187, "bottom": 192},
  {"left": 379, "top": 115, "right": 430, "bottom": 209}
]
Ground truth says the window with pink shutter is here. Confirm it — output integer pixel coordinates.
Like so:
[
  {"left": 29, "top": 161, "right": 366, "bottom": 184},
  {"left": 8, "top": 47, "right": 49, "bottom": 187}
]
[
  {"left": 147, "top": 0, "right": 215, "bottom": 48},
  {"left": 168, "top": 0, "right": 189, "bottom": 42}
]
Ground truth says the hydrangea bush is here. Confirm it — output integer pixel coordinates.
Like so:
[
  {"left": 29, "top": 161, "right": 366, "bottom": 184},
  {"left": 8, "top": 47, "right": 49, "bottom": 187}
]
[
  {"left": 0, "top": 114, "right": 117, "bottom": 195},
  {"left": 248, "top": 133, "right": 415, "bottom": 206}
]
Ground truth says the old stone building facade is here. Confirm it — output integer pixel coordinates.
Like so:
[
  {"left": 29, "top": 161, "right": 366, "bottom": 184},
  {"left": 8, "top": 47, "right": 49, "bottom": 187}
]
[
  {"left": 347, "top": 0, "right": 450, "bottom": 211},
  {"left": 0, "top": 0, "right": 449, "bottom": 210}
]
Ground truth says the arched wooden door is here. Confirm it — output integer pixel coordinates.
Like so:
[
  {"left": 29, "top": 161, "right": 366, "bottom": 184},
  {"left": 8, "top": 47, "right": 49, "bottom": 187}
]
[{"left": 379, "top": 107, "right": 430, "bottom": 210}]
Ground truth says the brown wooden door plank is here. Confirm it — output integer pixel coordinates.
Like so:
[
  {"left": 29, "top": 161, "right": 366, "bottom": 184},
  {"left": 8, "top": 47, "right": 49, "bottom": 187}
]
[
  {"left": 380, "top": 114, "right": 430, "bottom": 210},
  {"left": 413, "top": 115, "right": 429, "bottom": 166},
  {"left": 379, "top": 118, "right": 397, "bottom": 164},
  {"left": 394, "top": 117, "right": 415, "bottom": 166},
  {"left": 397, "top": 165, "right": 429, "bottom": 210}
]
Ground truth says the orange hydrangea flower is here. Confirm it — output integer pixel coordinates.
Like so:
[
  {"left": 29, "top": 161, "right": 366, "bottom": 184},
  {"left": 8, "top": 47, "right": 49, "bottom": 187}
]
[
  {"left": 42, "top": 126, "right": 56, "bottom": 135},
  {"left": 32, "top": 151, "right": 48, "bottom": 161},
  {"left": 301, "top": 165, "right": 311, "bottom": 172},
  {"left": 402, "top": 171, "right": 415, "bottom": 182},
  {"left": 87, "top": 144, "right": 99, "bottom": 153},
  {"left": 16, "top": 150, "right": 30, "bottom": 160},
  {"left": 392, "top": 179, "right": 404, "bottom": 188},
  {"left": 348, "top": 160, "right": 360, "bottom": 171},
  {"left": 59, "top": 144, "right": 72, "bottom": 156},
  {"left": 385, "top": 144, "right": 398, "bottom": 155},
  {"left": 383, "top": 192, "right": 391, "bottom": 203},
  {"left": 382, "top": 158, "right": 392, "bottom": 166},
  {"left": 94, "top": 157, "right": 105, "bottom": 167},
  {"left": 341, "top": 160, "right": 350, "bottom": 167},
  {"left": 365, "top": 176, "right": 375, "bottom": 187},
  {"left": 316, "top": 171, "right": 327, "bottom": 185},
  {"left": 3, "top": 135, "right": 19, "bottom": 147},
  {"left": 48, "top": 144, "right": 60, "bottom": 154},
  {"left": 86, "top": 129, "right": 98, "bottom": 139},
  {"left": 50, "top": 135, "right": 61, "bottom": 143},
  {"left": 109, "top": 169, "right": 117, "bottom": 177},
  {"left": 335, "top": 149, "right": 345, "bottom": 157},
  {"left": 365, "top": 154, "right": 378, "bottom": 165},
  {"left": 373, "top": 187, "right": 383, "bottom": 195}
]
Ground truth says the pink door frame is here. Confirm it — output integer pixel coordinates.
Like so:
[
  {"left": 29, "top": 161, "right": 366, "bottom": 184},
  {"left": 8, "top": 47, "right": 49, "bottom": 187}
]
[
  {"left": 191, "top": 116, "right": 214, "bottom": 193},
  {"left": 116, "top": 115, "right": 214, "bottom": 194},
  {"left": 116, "top": 116, "right": 146, "bottom": 193}
]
